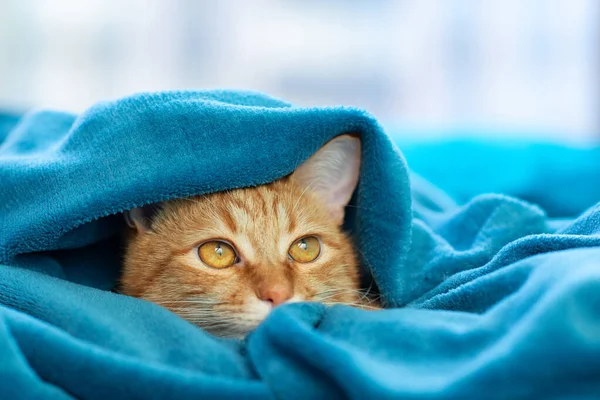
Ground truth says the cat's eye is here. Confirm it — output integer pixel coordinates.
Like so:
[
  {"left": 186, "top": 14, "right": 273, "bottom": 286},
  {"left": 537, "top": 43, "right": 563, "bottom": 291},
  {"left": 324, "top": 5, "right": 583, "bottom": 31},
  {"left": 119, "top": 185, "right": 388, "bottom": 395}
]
[
  {"left": 198, "top": 241, "right": 238, "bottom": 269},
  {"left": 288, "top": 236, "right": 321, "bottom": 263}
]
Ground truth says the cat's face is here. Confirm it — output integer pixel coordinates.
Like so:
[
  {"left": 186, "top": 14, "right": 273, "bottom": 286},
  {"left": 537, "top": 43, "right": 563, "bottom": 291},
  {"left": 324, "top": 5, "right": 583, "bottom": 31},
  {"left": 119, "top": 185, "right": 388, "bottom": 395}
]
[{"left": 120, "top": 135, "right": 364, "bottom": 337}]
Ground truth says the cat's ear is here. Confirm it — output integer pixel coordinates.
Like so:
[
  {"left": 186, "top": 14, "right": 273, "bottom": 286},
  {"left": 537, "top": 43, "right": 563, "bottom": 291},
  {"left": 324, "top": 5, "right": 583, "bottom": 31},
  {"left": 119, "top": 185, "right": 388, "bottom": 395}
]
[
  {"left": 291, "top": 134, "right": 361, "bottom": 224},
  {"left": 123, "top": 204, "right": 161, "bottom": 233}
]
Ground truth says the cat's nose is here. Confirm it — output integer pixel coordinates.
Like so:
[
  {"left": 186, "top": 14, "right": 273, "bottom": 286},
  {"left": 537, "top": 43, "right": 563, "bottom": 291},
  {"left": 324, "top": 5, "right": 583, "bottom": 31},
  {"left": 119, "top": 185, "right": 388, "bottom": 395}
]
[{"left": 258, "top": 284, "right": 292, "bottom": 307}]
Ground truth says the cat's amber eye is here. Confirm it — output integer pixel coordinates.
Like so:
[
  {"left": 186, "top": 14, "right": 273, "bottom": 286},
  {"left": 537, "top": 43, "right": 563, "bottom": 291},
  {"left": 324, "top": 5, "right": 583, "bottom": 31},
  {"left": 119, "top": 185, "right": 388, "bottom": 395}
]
[
  {"left": 198, "top": 241, "right": 238, "bottom": 269},
  {"left": 288, "top": 236, "right": 321, "bottom": 263}
]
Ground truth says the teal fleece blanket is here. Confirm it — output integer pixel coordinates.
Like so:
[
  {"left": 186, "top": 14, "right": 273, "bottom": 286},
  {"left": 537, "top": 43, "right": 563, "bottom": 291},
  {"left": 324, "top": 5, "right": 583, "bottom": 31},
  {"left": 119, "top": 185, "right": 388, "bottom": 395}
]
[{"left": 1, "top": 91, "right": 600, "bottom": 399}]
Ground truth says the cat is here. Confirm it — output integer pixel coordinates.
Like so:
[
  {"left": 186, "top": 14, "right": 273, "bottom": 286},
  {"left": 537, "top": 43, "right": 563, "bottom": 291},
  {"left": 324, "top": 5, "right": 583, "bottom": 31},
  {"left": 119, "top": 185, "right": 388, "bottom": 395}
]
[{"left": 119, "top": 134, "right": 377, "bottom": 337}]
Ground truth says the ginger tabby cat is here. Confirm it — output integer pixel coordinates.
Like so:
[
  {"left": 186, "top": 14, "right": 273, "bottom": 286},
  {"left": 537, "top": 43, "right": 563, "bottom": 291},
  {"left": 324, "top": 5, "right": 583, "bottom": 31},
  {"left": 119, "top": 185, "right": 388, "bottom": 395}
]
[{"left": 119, "top": 135, "right": 376, "bottom": 337}]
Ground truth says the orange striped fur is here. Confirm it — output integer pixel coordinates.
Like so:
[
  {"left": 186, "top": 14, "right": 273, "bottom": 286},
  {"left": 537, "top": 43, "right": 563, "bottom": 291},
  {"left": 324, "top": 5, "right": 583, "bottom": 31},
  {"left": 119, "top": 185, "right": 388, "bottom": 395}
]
[{"left": 120, "top": 135, "right": 377, "bottom": 337}]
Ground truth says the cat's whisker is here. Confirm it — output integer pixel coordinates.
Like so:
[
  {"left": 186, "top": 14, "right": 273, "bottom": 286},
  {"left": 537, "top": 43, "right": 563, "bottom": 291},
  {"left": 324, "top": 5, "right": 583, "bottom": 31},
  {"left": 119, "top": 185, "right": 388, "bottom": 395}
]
[
  {"left": 169, "top": 308, "right": 255, "bottom": 319},
  {"left": 314, "top": 286, "right": 380, "bottom": 306},
  {"left": 183, "top": 317, "right": 246, "bottom": 325},
  {"left": 316, "top": 287, "right": 375, "bottom": 297},
  {"left": 317, "top": 286, "right": 368, "bottom": 293},
  {"left": 162, "top": 300, "right": 225, "bottom": 305},
  {"left": 170, "top": 310, "right": 227, "bottom": 316},
  {"left": 158, "top": 305, "right": 221, "bottom": 311},
  {"left": 322, "top": 301, "right": 381, "bottom": 310},
  {"left": 162, "top": 301, "right": 222, "bottom": 305},
  {"left": 314, "top": 294, "right": 344, "bottom": 303},
  {"left": 315, "top": 294, "right": 355, "bottom": 303},
  {"left": 188, "top": 317, "right": 262, "bottom": 331},
  {"left": 190, "top": 318, "right": 245, "bottom": 324},
  {"left": 291, "top": 177, "right": 318, "bottom": 214},
  {"left": 171, "top": 310, "right": 220, "bottom": 315}
]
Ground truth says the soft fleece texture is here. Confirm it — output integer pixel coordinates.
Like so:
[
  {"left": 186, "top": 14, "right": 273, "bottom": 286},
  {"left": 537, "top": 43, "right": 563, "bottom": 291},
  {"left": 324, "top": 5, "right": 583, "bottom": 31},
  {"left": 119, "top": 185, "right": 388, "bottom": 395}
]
[{"left": 1, "top": 91, "right": 599, "bottom": 399}]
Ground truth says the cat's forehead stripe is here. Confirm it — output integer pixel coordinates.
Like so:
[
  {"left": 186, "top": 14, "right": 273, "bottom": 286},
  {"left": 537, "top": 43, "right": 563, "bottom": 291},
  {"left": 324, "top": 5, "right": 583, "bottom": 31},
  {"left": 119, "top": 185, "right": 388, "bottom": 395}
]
[
  {"left": 173, "top": 179, "right": 337, "bottom": 264},
  {"left": 220, "top": 204, "right": 238, "bottom": 233},
  {"left": 255, "top": 186, "right": 270, "bottom": 216}
]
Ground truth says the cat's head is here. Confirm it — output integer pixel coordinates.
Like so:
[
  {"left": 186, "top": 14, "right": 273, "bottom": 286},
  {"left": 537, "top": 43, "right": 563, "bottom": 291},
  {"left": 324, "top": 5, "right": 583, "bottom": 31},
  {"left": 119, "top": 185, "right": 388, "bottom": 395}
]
[{"left": 120, "top": 135, "right": 363, "bottom": 337}]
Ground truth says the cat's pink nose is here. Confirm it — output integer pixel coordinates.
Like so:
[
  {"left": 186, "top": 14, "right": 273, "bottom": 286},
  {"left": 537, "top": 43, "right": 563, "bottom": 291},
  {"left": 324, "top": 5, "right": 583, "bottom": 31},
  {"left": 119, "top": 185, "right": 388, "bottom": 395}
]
[{"left": 258, "top": 284, "right": 292, "bottom": 307}]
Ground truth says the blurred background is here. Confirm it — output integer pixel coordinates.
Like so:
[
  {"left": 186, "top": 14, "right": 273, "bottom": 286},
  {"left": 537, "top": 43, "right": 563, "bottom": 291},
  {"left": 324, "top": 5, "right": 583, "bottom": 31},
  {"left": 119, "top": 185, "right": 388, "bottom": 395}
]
[{"left": 0, "top": 0, "right": 598, "bottom": 144}]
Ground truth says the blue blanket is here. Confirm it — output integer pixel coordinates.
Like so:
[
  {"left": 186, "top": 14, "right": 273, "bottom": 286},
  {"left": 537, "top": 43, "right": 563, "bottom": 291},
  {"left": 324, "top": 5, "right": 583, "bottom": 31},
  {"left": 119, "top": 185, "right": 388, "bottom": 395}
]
[{"left": 1, "top": 90, "right": 599, "bottom": 399}]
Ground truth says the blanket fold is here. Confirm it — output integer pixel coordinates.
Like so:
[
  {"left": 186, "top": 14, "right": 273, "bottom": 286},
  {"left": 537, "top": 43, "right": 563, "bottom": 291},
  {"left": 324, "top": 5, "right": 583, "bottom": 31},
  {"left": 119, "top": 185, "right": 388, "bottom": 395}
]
[{"left": 1, "top": 90, "right": 599, "bottom": 399}]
